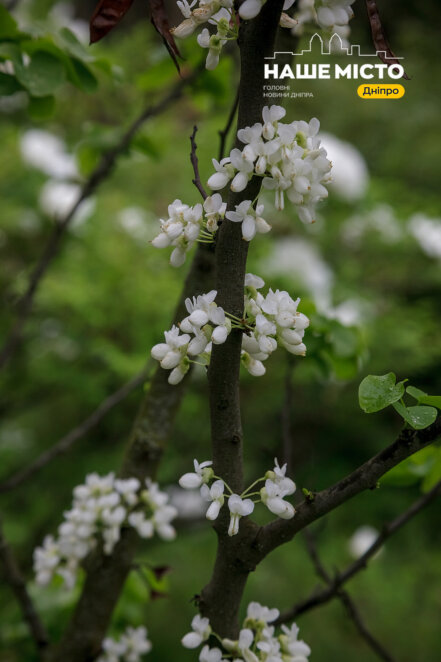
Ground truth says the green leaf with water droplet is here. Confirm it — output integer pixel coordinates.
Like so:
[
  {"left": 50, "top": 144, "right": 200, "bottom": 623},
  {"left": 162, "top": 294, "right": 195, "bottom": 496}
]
[
  {"left": 393, "top": 401, "right": 438, "bottom": 429},
  {"left": 359, "top": 373, "right": 406, "bottom": 413}
]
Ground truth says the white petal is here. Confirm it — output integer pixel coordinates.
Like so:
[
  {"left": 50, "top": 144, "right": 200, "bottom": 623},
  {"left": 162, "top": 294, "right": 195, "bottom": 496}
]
[
  {"left": 207, "top": 172, "right": 230, "bottom": 190},
  {"left": 242, "top": 215, "right": 256, "bottom": 241},
  {"left": 206, "top": 500, "right": 222, "bottom": 520},
  {"left": 179, "top": 472, "right": 202, "bottom": 489},
  {"left": 182, "top": 632, "right": 203, "bottom": 649}
]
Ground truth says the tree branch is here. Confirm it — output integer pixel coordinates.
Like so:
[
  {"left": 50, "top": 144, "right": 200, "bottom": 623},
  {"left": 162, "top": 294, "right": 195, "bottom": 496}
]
[
  {"left": 302, "top": 530, "right": 396, "bottom": 662},
  {"left": 45, "top": 240, "right": 216, "bottom": 662},
  {"left": 199, "top": 0, "right": 285, "bottom": 639},
  {"left": 251, "top": 417, "right": 441, "bottom": 562},
  {"left": 276, "top": 477, "right": 441, "bottom": 623},
  {"left": 190, "top": 126, "right": 207, "bottom": 200},
  {"left": 0, "top": 519, "right": 48, "bottom": 652},
  {"left": 0, "top": 365, "right": 151, "bottom": 494},
  {"left": 0, "top": 63, "right": 203, "bottom": 373}
]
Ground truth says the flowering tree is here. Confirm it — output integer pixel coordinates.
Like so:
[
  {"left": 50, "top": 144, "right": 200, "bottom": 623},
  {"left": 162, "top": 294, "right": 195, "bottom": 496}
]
[{"left": 0, "top": 1, "right": 440, "bottom": 662}]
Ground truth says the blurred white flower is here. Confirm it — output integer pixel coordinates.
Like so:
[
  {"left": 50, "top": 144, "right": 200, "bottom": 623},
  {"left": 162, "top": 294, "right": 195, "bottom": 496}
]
[
  {"left": 49, "top": 2, "right": 89, "bottom": 43},
  {"left": 167, "top": 486, "right": 206, "bottom": 519},
  {"left": 261, "top": 238, "right": 334, "bottom": 311},
  {"left": 342, "top": 204, "right": 403, "bottom": 246},
  {"left": 320, "top": 132, "right": 369, "bottom": 202},
  {"left": 39, "top": 181, "right": 95, "bottom": 226},
  {"left": 409, "top": 214, "right": 441, "bottom": 260},
  {"left": 118, "top": 207, "right": 151, "bottom": 241},
  {"left": 348, "top": 525, "right": 383, "bottom": 559},
  {"left": 20, "top": 130, "right": 78, "bottom": 179},
  {"left": 326, "top": 299, "right": 364, "bottom": 327}
]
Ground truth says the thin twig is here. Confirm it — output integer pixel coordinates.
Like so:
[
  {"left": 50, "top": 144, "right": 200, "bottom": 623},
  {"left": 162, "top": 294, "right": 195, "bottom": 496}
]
[
  {"left": 0, "top": 519, "right": 48, "bottom": 651},
  {"left": 276, "top": 478, "right": 441, "bottom": 623},
  {"left": 0, "top": 365, "right": 150, "bottom": 494},
  {"left": 302, "top": 530, "right": 396, "bottom": 662},
  {"left": 189, "top": 126, "right": 207, "bottom": 200},
  {"left": 0, "top": 64, "right": 203, "bottom": 373},
  {"left": 218, "top": 88, "right": 239, "bottom": 161},
  {"left": 255, "top": 417, "right": 441, "bottom": 561}
]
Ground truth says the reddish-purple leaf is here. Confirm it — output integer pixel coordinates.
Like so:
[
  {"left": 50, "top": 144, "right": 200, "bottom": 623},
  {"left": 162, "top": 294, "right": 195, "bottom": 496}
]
[
  {"left": 365, "top": 0, "right": 409, "bottom": 79},
  {"left": 151, "top": 565, "right": 172, "bottom": 580},
  {"left": 149, "top": 0, "right": 181, "bottom": 72},
  {"left": 150, "top": 589, "right": 168, "bottom": 600},
  {"left": 89, "top": 0, "right": 135, "bottom": 44}
]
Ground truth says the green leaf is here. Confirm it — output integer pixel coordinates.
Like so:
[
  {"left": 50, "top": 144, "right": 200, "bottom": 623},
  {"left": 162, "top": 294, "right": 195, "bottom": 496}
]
[
  {"left": 131, "top": 134, "right": 161, "bottom": 160},
  {"left": 422, "top": 449, "right": 441, "bottom": 491},
  {"left": 406, "top": 386, "right": 441, "bottom": 409},
  {"left": 28, "top": 95, "right": 55, "bottom": 119},
  {"left": 0, "top": 72, "right": 23, "bottom": 96},
  {"left": 406, "top": 385, "right": 427, "bottom": 401},
  {"left": 56, "top": 28, "right": 94, "bottom": 62},
  {"left": 0, "top": 6, "right": 21, "bottom": 39},
  {"left": 66, "top": 58, "right": 98, "bottom": 93},
  {"left": 358, "top": 373, "right": 406, "bottom": 413},
  {"left": 381, "top": 446, "right": 438, "bottom": 487},
  {"left": 393, "top": 401, "right": 438, "bottom": 429},
  {"left": 14, "top": 50, "right": 66, "bottom": 97},
  {"left": 419, "top": 395, "right": 441, "bottom": 409}
]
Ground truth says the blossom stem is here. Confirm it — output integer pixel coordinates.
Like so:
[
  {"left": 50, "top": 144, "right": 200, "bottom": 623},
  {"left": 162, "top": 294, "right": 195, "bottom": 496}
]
[
  {"left": 212, "top": 475, "right": 233, "bottom": 494},
  {"left": 241, "top": 477, "right": 266, "bottom": 496}
]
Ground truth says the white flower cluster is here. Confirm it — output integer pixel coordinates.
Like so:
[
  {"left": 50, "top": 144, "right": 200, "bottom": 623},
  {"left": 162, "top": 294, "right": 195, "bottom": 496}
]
[
  {"left": 151, "top": 195, "right": 225, "bottom": 267},
  {"left": 182, "top": 602, "right": 311, "bottom": 662},
  {"left": 208, "top": 105, "right": 332, "bottom": 220},
  {"left": 292, "top": 0, "right": 356, "bottom": 47},
  {"left": 33, "top": 473, "right": 177, "bottom": 588},
  {"left": 241, "top": 273, "right": 309, "bottom": 377},
  {"left": 150, "top": 275, "right": 309, "bottom": 384},
  {"left": 151, "top": 290, "right": 231, "bottom": 384},
  {"left": 98, "top": 626, "right": 152, "bottom": 662},
  {"left": 172, "top": 0, "right": 295, "bottom": 70},
  {"left": 179, "top": 457, "right": 296, "bottom": 536}
]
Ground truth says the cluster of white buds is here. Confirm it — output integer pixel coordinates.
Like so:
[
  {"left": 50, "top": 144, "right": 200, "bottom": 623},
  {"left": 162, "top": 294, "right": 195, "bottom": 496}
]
[
  {"left": 179, "top": 457, "right": 296, "bottom": 536},
  {"left": 172, "top": 0, "right": 296, "bottom": 71},
  {"left": 33, "top": 473, "right": 177, "bottom": 589},
  {"left": 151, "top": 275, "right": 309, "bottom": 384},
  {"left": 151, "top": 290, "right": 231, "bottom": 384},
  {"left": 241, "top": 273, "right": 309, "bottom": 377},
  {"left": 182, "top": 602, "right": 311, "bottom": 662},
  {"left": 98, "top": 626, "right": 152, "bottom": 662},
  {"left": 208, "top": 105, "right": 332, "bottom": 220},
  {"left": 151, "top": 195, "right": 225, "bottom": 267},
  {"left": 292, "top": 0, "right": 355, "bottom": 46},
  {"left": 172, "top": 1, "right": 237, "bottom": 72}
]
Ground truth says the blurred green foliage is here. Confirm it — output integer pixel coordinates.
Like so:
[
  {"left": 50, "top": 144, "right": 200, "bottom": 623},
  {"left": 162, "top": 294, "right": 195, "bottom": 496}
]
[{"left": 0, "top": 1, "right": 440, "bottom": 661}]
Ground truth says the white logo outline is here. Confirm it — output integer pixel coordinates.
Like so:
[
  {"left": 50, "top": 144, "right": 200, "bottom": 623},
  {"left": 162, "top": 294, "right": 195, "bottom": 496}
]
[{"left": 265, "top": 32, "right": 404, "bottom": 61}]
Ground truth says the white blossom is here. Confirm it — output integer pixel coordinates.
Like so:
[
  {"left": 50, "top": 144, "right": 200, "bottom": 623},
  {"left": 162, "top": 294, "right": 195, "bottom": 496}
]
[
  {"left": 246, "top": 601, "right": 280, "bottom": 625},
  {"left": 199, "top": 645, "right": 223, "bottom": 662},
  {"left": 208, "top": 106, "right": 332, "bottom": 221},
  {"left": 261, "top": 479, "right": 295, "bottom": 519},
  {"left": 348, "top": 525, "right": 382, "bottom": 559},
  {"left": 98, "top": 626, "right": 152, "bottom": 662},
  {"left": 182, "top": 614, "right": 212, "bottom": 649},
  {"left": 227, "top": 494, "right": 255, "bottom": 536},
  {"left": 226, "top": 200, "right": 271, "bottom": 242},
  {"left": 34, "top": 474, "right": 176, "bottom": 589},
  {"left": 185, "top": 603, "right": 311, "bottom": 662},
  {"left": 151, "top": 325, "right": 191, "bottom": 384},
  {"left": 201, "top": 479, "right": 225, "bottom": 520},
  {"left": 179, "top": 459, "right": 214, "bottom": 489}
]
